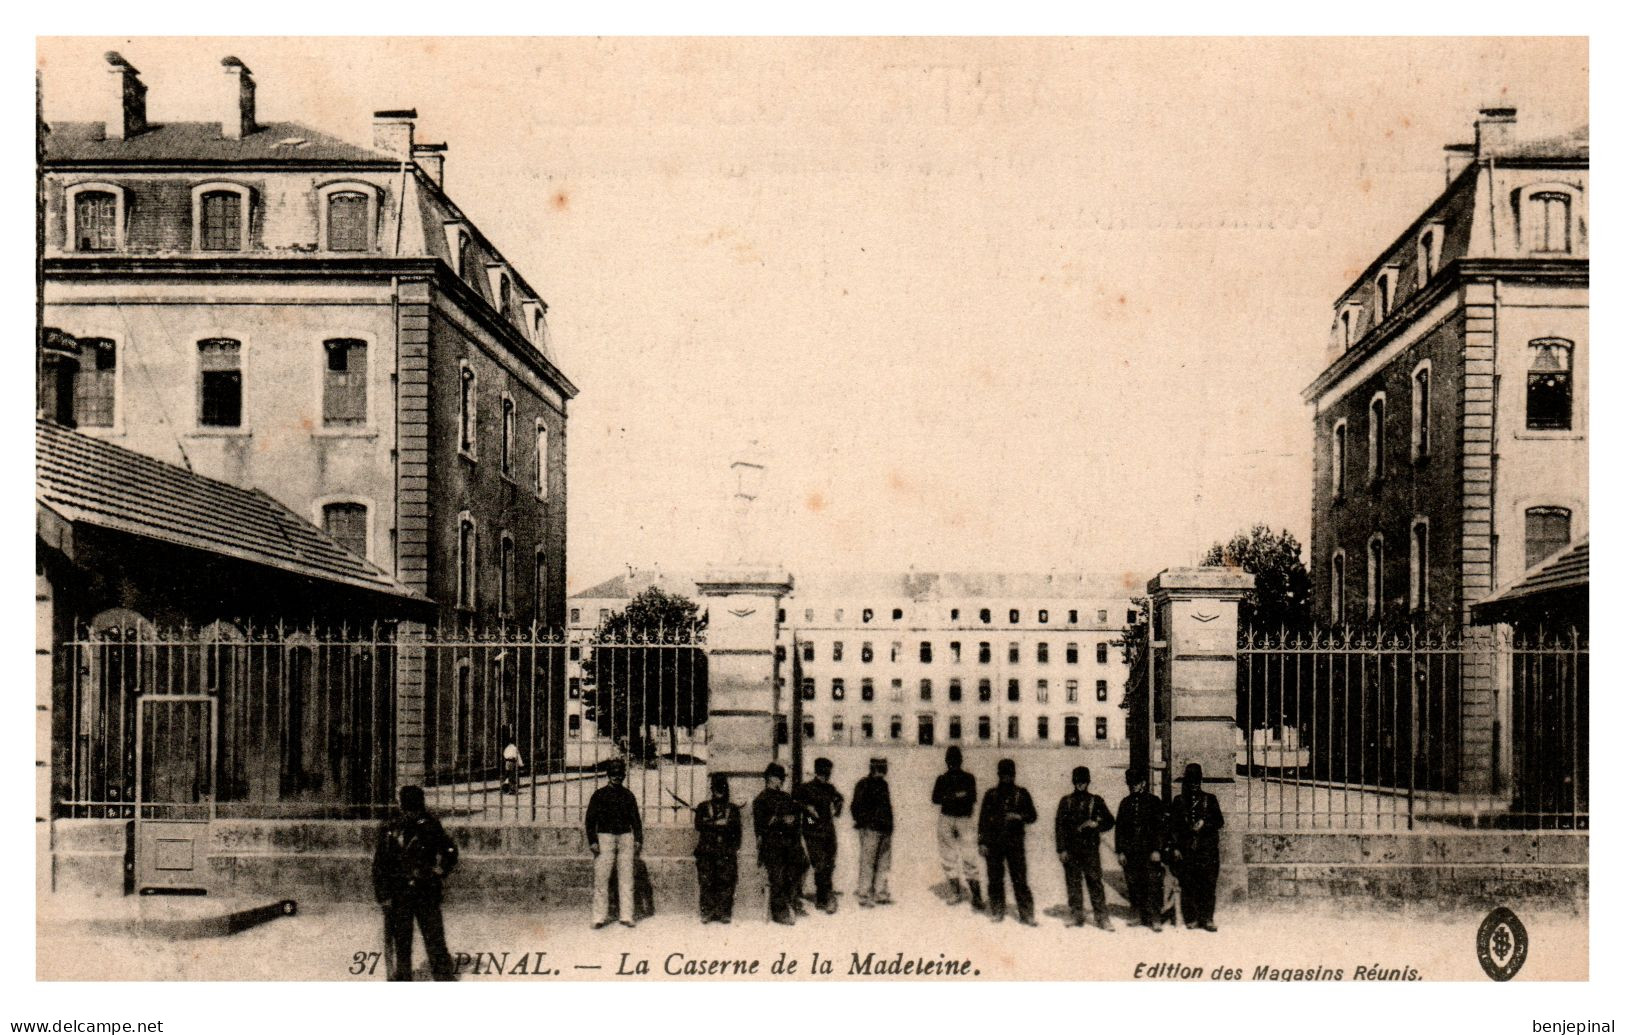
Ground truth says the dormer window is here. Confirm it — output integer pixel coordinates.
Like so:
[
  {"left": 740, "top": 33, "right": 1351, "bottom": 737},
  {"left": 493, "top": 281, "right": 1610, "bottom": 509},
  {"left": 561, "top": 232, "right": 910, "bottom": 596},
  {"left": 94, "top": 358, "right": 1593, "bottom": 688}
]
[
  {"left": 193, "top": 184, "right": 250, "bottom": 251},
  {"left": 1523, "top": 191, "right": 1572, "bottom": 253},
  {"left": 65, "top": 183, "right": 124, "bottom": 252},
  {"left": 1417, "top": 224, "right": 1444, "bottom": 284},
  {"left": 1374, "top": 267, "right": 1397, "bottom": 323},
  {"left": 319, "top": 183, "right": 380, "bottom": 252},
  {"left": 1337, "top": 304, "right": 1363, "bottom": 351}
]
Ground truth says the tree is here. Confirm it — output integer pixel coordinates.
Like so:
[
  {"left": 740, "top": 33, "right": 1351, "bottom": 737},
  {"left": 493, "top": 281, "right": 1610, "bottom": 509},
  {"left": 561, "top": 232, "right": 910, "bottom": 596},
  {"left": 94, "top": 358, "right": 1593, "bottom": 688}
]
[
  {"left": 1202, "top": 524, "right": 1312, "bottom": 633},
  {"left": 581, "top": 588, "right": 709, "bottom": 763}
]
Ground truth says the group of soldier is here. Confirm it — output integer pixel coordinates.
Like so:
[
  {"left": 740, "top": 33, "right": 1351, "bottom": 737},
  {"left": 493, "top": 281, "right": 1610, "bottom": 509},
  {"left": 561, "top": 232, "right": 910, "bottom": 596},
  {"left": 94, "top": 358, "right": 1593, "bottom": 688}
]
[{"left": 368, "top": 753, "right": 1225, "bottom": 979}]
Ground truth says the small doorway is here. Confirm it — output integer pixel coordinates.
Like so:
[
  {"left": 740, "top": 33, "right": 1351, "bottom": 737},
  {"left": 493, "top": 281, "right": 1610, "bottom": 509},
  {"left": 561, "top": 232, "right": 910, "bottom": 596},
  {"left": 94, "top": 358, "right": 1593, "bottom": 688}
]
[{"left": 134, "top": 695, "right": 216, "bottom": 893}]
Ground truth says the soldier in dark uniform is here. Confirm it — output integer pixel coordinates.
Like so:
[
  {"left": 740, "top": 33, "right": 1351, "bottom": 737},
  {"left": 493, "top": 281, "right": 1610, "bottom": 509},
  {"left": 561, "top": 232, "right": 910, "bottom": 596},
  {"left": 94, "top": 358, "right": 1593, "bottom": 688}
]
[
  {"left": 1055, "top": 765, "right": 1116, "bottom": 930},
  {"left": 694, "top": 773, "right": 743, "bottom": 923},
  {"left": 372, "top": 785, "right": 459, "bottom": 981},
  {"left": 795, "top": 756, "right": 845, "bottom": 914},
  {"left": 752, "top": 762, "right": 808, "bottom": 925},
  {"left": 931, "top": 746, "right": 982, "bottom": 908},
  {"left": 1169, "top": 763, "right": 1224, "bottom": 932},
  {"left": 851, "top": 757, "right": 895, "bottom": 906},
  {"left": 1114, "top": 766, "right": 1166, "bottom": 931},
  {"left": 977, "top": 758, "right": 1039, "bottom": 926}
]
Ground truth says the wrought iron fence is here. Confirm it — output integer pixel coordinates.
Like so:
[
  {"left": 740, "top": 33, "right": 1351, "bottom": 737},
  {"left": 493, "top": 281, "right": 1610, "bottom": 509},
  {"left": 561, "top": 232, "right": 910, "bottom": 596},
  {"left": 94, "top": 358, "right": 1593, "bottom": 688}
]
[
  {"left": 57, "top": 617, "right": 710, "bottom": 825},
  {"left": 1236, "top": 625, "right": 1587, "bottom": 830}
]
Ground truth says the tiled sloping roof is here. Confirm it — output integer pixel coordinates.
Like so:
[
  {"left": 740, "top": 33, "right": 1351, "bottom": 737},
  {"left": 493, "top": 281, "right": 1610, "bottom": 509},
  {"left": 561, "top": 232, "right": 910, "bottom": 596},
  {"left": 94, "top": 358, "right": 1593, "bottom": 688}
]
[
  {"left": 36, "top": 419, "right": 424, "bottom": 601},
  {"left": 44, "top": 121, "right": 399, "bottom": 165},
  {"left": 1474, "top": 538, "right": 1588, "bottom": 614},
  {"left": 1497, "top": 125, "right": 1589, "bottom": 161}
]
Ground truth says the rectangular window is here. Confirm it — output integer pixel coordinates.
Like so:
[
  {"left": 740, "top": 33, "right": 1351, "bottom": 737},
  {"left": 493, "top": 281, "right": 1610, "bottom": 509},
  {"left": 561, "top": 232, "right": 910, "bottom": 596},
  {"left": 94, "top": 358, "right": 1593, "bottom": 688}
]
[
  {"left": 1096, "top": 643, "right": 1108, "bottom": 664},
  {"left": 861, "top": 642, "right": 874, "bottom": 664},
  {"left": 801, "top": 678, "right": 815, "bottom": 701},
  {"left": 806, "top": 609, "right": 816, "bottom": 622},
  {"left": 1068, "top": 609, "right": 1079, "bottom": 624},
  {"left": 1008, "top": 643, "right": 1020, "bottom": 664},
  {"left": 892, "top": 608, "right": 904, "bottom": 621},
  {"left": 567, "top": 714, "right": 581, "bottom": 738},
  {"left": 1064, "top": 716, "right": 1080, "bottom": 746},
  {"left": 890, "top": 678, "right": 903, "bottom": 702},
  {"left": 198, "top": 339, "right": 242, "bottom": 427},
  {"left": 73, "top": 338, "right": 116, "bottom": 428},
  {"left": 74, "top": 191, "right": 118, "bottom": 251},
  {"left": 831, "top": 715, "right": 845, "bottom": 741},
  {"left": 861, "top": 678, "right": 875, "bottom": 702},
  {"left": 1527, "top": 340, "right": 1574, "bottom": 430},
  {"left": 832, "top": 641, "right": 844, "bottom": 662},
  {"left": 948, "top": 716, "right": 962, "bottom": 740},
  {"left": 832, "top": 678, "right": 846, "bottom": 701},
  {"left": 1036, "top": 678, "right": 1049, "bottom": 703},
  {"left": 1037, "top": 642, "right": 1049, "bottom": 664},
  {"left": 802, "top": 641, "right": 815, "bottom": 662},
  {"left": 948, "top": 678, "right": 962, "bottom": 702},
  {"left": 326, "top": 192, "right": 369, "bottom": 251},
  {"left": 568, "top": 679, "right": 581, "bottom": 700},
  {"left": 1009, "top": 609, "right": 1020, "bottom": 623},
  {"left": 1066, "top": 679, "right": 1079, "bottom": 703},
  {"left": 570, "top": 607, "right": 581, "bottom": 624},
  {"left": 1007, "top": 716, "right": 1020, "bottom": 741},
  {"left": 1037, "top": 716, "right": 1050, "bottom": 741},
  {"left": 1096, "top": 679, "right": 1108, "bottom": 702},
  {"left": 978, "top": 679, "right": 992, "bottom": 703},
  {"left": 977, "top": 716, "right": 991, "bottom": 741},
  {"left": 1094, "top": 717, "right": 1108, "bottom": 741},
  {"left": 978, "top": 642, "right": 991, "bottom": 664},
  {"left": 1097, "top": 609, "right": 1108, "bottom": 623},
  {"left": 200, "top": 191, "right": 243, "bottom": 251},
  {"left": 1007, "top": 678, "right": 1020, "bottom": 702},
  {"left": 861, "top": 716, "right": 874, "bottom": 741},
  {"left": 917, "top": 716, "right": 934, "bottom": 746},
  {"left": 322, "top": 339, "right": 367, "bottom": 426},
  {"left": 833, "top": 609, "right": 843, "bottom": 622},
  {"left": 1066, "top": 642, "right": 1079, "bottom": 664},
  {"left": 321, "top": 502, "right": 368, "bottom": 559},
  {"left": 890, "top": 641, "right": 902, "bottom": 663},
  {"left": 920, "top": 678, "right": 933, "bottom": 702},
  {"left": 1526, "top": 191, "right": 1572, "bottom": 253},
  {"left": 1038, "top": 609, "right": 1049, "bottom": 624},
  {"left": 949, "top": 641, "right": 961, "bottom": 663},
  {"left": 803, "top": 719, "right": 815, "bottom": 743},
  {"left": 919, "top": 641, "right": 933, "bottom": 664},
  {"left": 889, "top": 715, "right": 903, "bottom": 740}
]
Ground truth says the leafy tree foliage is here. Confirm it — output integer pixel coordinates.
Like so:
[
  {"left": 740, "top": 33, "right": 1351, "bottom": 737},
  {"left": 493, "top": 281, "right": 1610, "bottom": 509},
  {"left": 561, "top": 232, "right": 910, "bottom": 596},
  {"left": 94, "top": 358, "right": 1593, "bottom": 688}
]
[{"left": 581, "top": 588, "right": 709, "bottom": 761}]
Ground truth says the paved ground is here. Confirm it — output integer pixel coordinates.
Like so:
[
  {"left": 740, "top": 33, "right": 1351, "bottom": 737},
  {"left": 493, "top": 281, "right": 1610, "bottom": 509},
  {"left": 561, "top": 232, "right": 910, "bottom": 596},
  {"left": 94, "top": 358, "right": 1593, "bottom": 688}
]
[{"left": 35, "top": 746, "right": 1589, "bottom": 981}]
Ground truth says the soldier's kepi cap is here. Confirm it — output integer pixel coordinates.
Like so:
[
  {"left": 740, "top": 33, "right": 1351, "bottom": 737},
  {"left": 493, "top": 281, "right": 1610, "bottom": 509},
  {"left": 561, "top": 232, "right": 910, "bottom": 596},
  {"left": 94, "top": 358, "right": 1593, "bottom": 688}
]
[
  {"left": 1183, "top": 762, "right": 1204, "bottom": 785},
  {"left": 997, "top": 758, "right": 1016, "bottom": 777},
  {"left": 869, "top": 757, "right": 887, "bottom": 769},
  {"left": 814, "top": 757, "right": 833, "bottom": 776},
  {"left": 606, "top": 758, "right": 627, "bottom": 777},
  {"left": 1126, "top": 766, "right": 1148, "bottom": 787},
  {"left": 764, "top": 762, "right": 787, "bottom": 780},
  {"left": 1072, "top": 765, "right": 1091, "bottom": 784}
]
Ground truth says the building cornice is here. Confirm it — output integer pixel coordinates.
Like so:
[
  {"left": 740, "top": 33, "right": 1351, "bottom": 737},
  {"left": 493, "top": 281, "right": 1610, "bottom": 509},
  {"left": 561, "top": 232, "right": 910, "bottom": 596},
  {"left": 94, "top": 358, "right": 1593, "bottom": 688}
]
[
  {"left": 42, "top": 254, "right": 579, "bottom": 399},
  {"left": 44, "top": 159, "right": 404, "bottom": 174},
  {"left": 1303, "top": 257, "right": 1588, "bottom": 404}
]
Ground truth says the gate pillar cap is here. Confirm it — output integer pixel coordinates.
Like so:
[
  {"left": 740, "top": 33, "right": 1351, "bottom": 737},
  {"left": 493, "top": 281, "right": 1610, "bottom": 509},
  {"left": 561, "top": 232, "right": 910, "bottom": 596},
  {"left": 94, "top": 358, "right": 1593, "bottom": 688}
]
[
  {"left": 1148, "top": 567, "right": 1253, "bottom": 601},
  {"left": 696, "top": 566, "right": 793, "bottom": 598}
]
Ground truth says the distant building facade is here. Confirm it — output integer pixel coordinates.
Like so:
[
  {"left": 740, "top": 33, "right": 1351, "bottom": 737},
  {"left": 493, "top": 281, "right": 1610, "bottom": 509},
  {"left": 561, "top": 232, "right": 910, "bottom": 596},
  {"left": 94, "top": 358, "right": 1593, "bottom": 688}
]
[
  {"left": 41, "top": 53, "right": 576, "bottom": 629},
  {"left": 1304, "top": 108, "right": 1588, "bottom": 628},
  {"left": 568, "top": 570, "right": 1137, "bottom": 749}
]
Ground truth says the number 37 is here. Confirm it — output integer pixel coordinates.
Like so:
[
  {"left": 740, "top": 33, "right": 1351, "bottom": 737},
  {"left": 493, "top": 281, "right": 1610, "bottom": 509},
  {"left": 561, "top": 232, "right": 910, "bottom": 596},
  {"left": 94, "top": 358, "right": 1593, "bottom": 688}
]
[{"left": 349, "top": 951, "right": 382, "bottom": 975}]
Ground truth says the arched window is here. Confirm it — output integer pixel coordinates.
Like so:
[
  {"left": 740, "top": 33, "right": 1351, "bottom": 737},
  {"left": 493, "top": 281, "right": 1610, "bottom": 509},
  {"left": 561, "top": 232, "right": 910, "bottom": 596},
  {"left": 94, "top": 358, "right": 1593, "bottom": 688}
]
[
  {"left": 324, "top": 190, "right": 371, "bottom": 252},
  {"left": 1411, "top": 360, "right": 1432, "bottom": 460},
  {"left": 1331, "top": 420, "right": 1348, "bottom": 498},
  {"left": 457, "top": 512, "right": 477, "bottom": 610},
  {"left": 1330, "top": 551, "right": 1345, "bottom": 625},
  {"left": 1524, "top": 191, "right": 1572, "bottom": 253},
  {"left": 534, "top": 420, "right": 549, "bottom": 499},
  {"left": 499, "top": 532, "right": 515, "bottom": 617},
  {"left": 322, "top": 338, "right": 367, "bottom": 426},
  {"left": 194, "top": 185, "right": 249, "bottom": 251},
  {"left": 1525, "top": 507, "right": 1572, "bottom": 569},
  {"left": 71, "top": 189, "right": 120, "bottom": 251},
  {"left": 500, "top": 394, "right": 516, "bottom": 478},
  {"left": 1366, "top": 536, "right": 1385, "bottom": 620},
  {"left": 533, "top": 548, "right": 548, "bottom": 625},
  {"left": 1409, "top": 520, "right": 1429, "bottom": 613},
  {"left": 1368, "top": 393, "right": 1387, "bottom": 483},
  {"left": 458, "top": 361, "right": 478, "bottom": 457},
  {"left": 1527, "top": 338, "right": 1573, "bottom": 430}
]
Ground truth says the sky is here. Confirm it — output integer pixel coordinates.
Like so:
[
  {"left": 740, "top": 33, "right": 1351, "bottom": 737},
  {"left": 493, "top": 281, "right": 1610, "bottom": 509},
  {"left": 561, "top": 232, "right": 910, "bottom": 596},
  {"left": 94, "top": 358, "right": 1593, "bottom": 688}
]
[{"left": 35, "top": 37, "right": 1589, "bottom": 592}]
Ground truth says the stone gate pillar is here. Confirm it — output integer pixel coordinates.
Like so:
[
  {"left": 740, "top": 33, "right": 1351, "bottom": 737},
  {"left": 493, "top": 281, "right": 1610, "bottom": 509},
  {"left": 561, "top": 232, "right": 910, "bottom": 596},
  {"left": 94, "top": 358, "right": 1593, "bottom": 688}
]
[
  {"left": 1148, "top": 567, "right": 1253, "bottom": 902},
  {"left": 698, "top": 566, "right": 793, "bottom": 917},
  {"left": 393, "top": 620, "right": 428, "bottom": 791}
]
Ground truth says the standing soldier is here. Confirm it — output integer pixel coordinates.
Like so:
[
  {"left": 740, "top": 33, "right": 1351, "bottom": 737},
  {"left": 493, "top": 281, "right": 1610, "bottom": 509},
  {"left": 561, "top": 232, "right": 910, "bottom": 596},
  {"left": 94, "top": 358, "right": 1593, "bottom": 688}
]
[
  {"left": 931, "top": 746, "right": 982, "bottom": 908},
  {"left": 1169, "top": 763, "right": 1224, "bottom": 932},
  {"left": 977, "top": 758, "right": 1038, "bottom": 926},
  {"left": 693, "top": 773, "right": 742, "bottom": 924},
  {"left": 585, "top": 758, "right": 643, "bottom": 929},
  {"left": 372, "top": 785, "right": 459, "bottom": 981},
  {"left": 1114, "top": 766, "right": 1166, "bottom": 931},
  {"left": 1055, "top": 765, "right": 1116, "bottom": 930},
  {"left": 753, "top": 762, "right": 808, "bottom": 925},
  {"left": 795, "top": 757, "right": 845, "bottom": 914},
  {"left": 850, "top": 757, "right": 895, "bottom": 907}
]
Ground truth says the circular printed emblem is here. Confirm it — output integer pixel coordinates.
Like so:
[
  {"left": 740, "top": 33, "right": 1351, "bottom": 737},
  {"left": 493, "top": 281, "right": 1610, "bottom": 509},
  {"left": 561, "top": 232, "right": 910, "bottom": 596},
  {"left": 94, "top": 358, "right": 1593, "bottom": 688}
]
[{"left": 1476, "top": 906, "right": 1529, "bottom": 981}]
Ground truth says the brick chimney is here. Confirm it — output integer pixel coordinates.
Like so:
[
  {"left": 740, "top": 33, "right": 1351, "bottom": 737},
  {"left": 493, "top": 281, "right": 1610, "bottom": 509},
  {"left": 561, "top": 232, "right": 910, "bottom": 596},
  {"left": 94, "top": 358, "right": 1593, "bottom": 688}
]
[
  {"left": 220, "top": 56, "right": 257, "bottom": 140},
  {"left": 372, "top": 109, "right": 416, "bottom": 157},
  {"left": 103, "top": 52, "right": 146, "bottom": 141},
  {"left": 1475, "top": 107, "right": 1517, "bottom": 158},
  {"left": 1443, "top": 143, "right": 1476, "bottom": 183},
  {"left": 413, "top": 142, "right": 447, "bottom": 188}
]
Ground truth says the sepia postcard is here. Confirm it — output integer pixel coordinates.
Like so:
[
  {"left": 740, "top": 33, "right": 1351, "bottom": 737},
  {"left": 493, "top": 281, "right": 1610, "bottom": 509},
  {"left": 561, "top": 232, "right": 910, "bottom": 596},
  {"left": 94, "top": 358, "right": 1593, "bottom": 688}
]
[{"left": 31, "top": 35, "right": 1589, "bottom": 999}]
